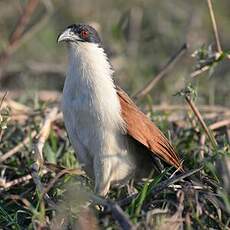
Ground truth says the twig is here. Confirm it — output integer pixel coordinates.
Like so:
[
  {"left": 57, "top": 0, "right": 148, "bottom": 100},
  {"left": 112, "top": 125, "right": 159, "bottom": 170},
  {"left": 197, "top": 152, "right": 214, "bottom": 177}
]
[
  {"left": 0, "top": 0, "right": 40, "bottom": 67},
  {"left": 0, "top": 163, "right": 83, "bottom": 190},
  {"left": 132, "top": 43, "right": 187, "bottom": 100},
  {"left": 169, "top": 184, "right": 207, "bottom": 191},
  {"left": 199, "top": 118, "right": 230, "bottom": 157},
  {"left": 209, "top": 119, "right": 230, "bottom": 130},
  {"left": 199, "top": 134, "right": 206, "bottom": 159},
  {"left": 30, "top": 163, "right": 57, "bottom": 209},
  {"left": 0, "top": 169, "right": 48, "bottom": 190},
  {"left": 6, "top": 194, "right": 35, "bottom": 211},
  {"left": 2, "top": 99, "right": 32, "bottom": 113},
  {"left": 190, "top": 65, "right": 210, "bottom": 78},
  {"left": 90, "top": 194, "right": 134, "bottom": 230},
  {"left": 5, "top": 5, "right": 52, "bottom": 58},
  {"left": 0, "top": 0, "right": 53, "bottom": 80},
  {"left": 30, "top": 107, "right": 59, "bottom": 209},
  {"left": 0, "top": 92, "right": 7, "bottom": 110},
  {"left": 118, "top": 167, "right": 202, "bottom": 207},
  {"left": 35, "top": 107, "right": 58, "bottom": 165},
  {"left": 9, "top": 0, "right": 39, "bottom": 48},
  {"left": 1, "top": 107, "right": 59, "bottom": 208},
  {"left": 0, "top": 130, "right": 37, "bottom": 163},
  {"left": 185, "top": 95, "right": 218, "bottom": 149},
  {"left": 206, "top": 0, "right": 222, "bottom": 53}
]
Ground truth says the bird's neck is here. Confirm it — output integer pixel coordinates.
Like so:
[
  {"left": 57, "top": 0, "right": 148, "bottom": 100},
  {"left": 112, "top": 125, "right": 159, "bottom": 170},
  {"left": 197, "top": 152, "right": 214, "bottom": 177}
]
[
  {"left": 65, "top": 43, "right": 115, "bottom": 97},
  {"left": 63, "top": 42, "right": 124, "bottom": 130}
]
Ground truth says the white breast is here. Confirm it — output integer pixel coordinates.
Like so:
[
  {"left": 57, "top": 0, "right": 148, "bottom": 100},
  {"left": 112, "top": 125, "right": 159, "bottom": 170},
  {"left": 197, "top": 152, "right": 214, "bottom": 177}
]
[{"left": 62, "top": 42, "right": 135, "bottom": 193}]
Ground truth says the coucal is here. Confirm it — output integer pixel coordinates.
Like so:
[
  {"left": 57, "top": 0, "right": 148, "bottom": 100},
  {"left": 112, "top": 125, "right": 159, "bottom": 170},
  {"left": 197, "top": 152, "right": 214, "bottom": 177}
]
[{"left": 58, "top": 24, "right": 182, "bottom": 196}]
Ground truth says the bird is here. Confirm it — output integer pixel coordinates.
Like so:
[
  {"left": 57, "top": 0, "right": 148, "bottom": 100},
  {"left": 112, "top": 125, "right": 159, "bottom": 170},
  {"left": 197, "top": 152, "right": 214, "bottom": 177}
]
[{"left": 57, "top": 23, "right": 182, "bottom": 196}]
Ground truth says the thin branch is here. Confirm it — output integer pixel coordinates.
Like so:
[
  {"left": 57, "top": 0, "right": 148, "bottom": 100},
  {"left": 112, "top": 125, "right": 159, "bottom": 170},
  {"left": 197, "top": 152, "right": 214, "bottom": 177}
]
[
  {"left": 185, "top": 95, "right": 218, "bottom": 149},
  {"left": 206, "top": 0, "right": 222, "bottom": 53},
  {"left": 9, "top": 0, "right": 40, "bottom": 47},
  {"left": 6, "top": 194, "right": 35, "bottom": 211},
  {"left": 0, "top": 107, "right": 58, "bottom": 164},
  {"left": 0, "top": 0, "right": 53, "bottom": 80},
  {"left": 0, "top": 169, "right": 48, "bottom": 189},
  {"left": 199, "top": 118, "right": 230, "bottom": 157},
  {"left": 118, "top": 167, "right": 202, "bottom": 207},
  {"left": 2, "top": 98, "right": 32, "bottom": 113},
  {"left": 0, "top": 92, "right": 7, "bottom": 110},
  {"left": 209, "top": 119, "right": 230, "bottom": 130},
  {"left": 0, "top": 163, "right": 84, "bottom": 190},
  {"left": 132, "top": 43, "right": 187, "bottom": 101},
  {"left": 35, "top": 107, "right": 58, "bottom": 165},
  {"left": 0, "top": 0, "right": 40, "bottom": 67},
  {"left": 90, "top": 194, "right": 134, "bottom": 230},
  {"left": 30, "top": 107, "right": 60, "bottom": 210},
  {"left": 190, "top": 65, "right": 210, "bottom": 78},
  {"left": 30, "top": 163, "right": 57, "bottom": 209},
  {"left": 0, "top": 130, "right": 37, "bottom": 163}
]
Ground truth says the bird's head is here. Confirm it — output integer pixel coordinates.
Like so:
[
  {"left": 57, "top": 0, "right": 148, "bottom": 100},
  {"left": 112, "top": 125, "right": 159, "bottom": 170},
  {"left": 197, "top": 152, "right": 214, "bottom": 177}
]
[
  {"left": 57, "top": 24, "right": 101, "bottom": 45},
  {"left": 58, "top": 23, "right": 113, "bottom": 78}
]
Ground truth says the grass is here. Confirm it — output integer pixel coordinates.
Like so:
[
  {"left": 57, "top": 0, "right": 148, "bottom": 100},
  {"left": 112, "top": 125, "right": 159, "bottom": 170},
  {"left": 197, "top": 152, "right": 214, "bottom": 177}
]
[{"left": 0, "top": 95, "right": 229, "bottom": 229}]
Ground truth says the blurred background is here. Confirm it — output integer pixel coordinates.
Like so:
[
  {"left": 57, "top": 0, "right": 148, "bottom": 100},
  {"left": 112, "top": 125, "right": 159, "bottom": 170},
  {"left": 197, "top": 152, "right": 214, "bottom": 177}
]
[{"left": 0, "top": 0, "right": 229, "bottom": 106}]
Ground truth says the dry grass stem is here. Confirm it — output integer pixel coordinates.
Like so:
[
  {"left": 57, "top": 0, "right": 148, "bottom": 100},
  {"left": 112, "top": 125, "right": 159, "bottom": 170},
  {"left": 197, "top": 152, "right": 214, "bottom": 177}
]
[
  {"left": 190, "top": 65, "right": 210, "bottom": 78},
  {"left": 209, "top": 119, "right": 230, "bottom": 130},
  {"left": 0, "top": 169, "right": 48, "bottom": 189},
  {"left": 185, "top": 95, "right": 218, "bottom": 149},
  {"left": 0, "top": 0, "right": 39, "bottom": 68},
  {"left": 2, "top": 99, "right": 32, "bottom": 113},
  {"left": 0, "top": 92, "right": 7, "bottom": 109},
  {"left": 90, "top": 194, "right": 134, "bottom": 230},
  {"left": 206, "top": 0, "right": 222, "bottom": 53},
  {"left": 35, "top": 107, "right": 59, "bottom": 165},
  {"left": 133, "top": 43, "right": 187, "bottom": 100},
  {"left": 0, "top": 130, "right": 37, "bottom": 163}
]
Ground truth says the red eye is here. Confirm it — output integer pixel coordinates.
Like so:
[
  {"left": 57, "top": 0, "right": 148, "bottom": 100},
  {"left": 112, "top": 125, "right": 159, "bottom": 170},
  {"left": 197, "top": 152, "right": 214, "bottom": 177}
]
[{"left": 80, "top": 30, "right": 89, "bottom": 39}]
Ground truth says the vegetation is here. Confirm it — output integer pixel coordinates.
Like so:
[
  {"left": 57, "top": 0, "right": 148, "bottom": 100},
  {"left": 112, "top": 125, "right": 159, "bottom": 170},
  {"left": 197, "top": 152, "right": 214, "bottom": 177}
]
[{"left": 0, "top": 0, "right": 229, "bottom": 229}]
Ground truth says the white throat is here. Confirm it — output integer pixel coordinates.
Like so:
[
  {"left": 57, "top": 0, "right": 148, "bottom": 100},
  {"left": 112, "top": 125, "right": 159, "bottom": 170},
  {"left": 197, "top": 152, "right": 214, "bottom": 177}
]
[{"left": 63, "top": 42, "right": 124, "bottom": 131}]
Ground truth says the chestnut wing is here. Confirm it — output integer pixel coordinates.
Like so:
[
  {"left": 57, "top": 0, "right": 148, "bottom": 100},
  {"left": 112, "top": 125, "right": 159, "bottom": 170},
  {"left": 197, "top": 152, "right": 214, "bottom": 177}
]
[{"left": 117, "top": 87, "right": 182, "bottom": 170}]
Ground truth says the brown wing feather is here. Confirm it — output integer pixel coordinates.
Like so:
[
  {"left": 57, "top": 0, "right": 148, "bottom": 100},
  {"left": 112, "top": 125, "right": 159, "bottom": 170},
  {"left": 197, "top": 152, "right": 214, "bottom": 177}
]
[{"left": 116, "top": 86, "right": 183, "bottom": 170}]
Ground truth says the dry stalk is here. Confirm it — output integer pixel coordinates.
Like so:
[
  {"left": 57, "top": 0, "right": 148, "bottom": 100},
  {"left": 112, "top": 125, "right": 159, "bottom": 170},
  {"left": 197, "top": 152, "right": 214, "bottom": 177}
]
[
  {"left": 0, "top": 107, "right": 59, "bottom": 200},
  {"left": 209, "top": 119, "right": 230, "bottom": 130},
  {"left": 0, "top": 169, "right": 48, "bottom": 189},
  {"left": 199, "top": 118, "right": 230, "bottom": 157},
  {"left": 0, "top": 0, "right": 40, "bottom": 68},
  {"left": 190, "top": 65, "right": 210, "bottom": 78},
  {"left": 0, "top": 0, "right": 53, "bottom": 81},
  {"left": 0, "top": 130, "right": 37, "bottom": 163},
  {"left": 133, "top": 43, "right": 187, "bottom": 101},
  {"left": 0, "top": 163, "right": 83, "bottom": 190},
  {"left": 0, "top": 92, "right": 7, "bottom": 109},
  {"left": 2, "top": 98, "right": 32, "bottom": 113},
  {"left": 30, "top": 107, "right": 60, "bottom": 209},
  {"left": 91, "top": 194, "right": 134, "bottom": 230},
  {"left": 206, "top": 0, "right": 222, "bottom": 53},
  {"left": 34, "top": 107, "right": 59, "bottom": 166},
  {"left": 185, "top": 95, "right": 218, "bottom": 149}
]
